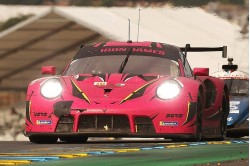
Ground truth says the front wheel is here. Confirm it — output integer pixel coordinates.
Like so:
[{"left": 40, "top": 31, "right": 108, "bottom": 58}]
[
  {"left": 218, "top": 95, "right": 227, "bottom": 140},
  {"left": 172, "top": 92, "right": 203, "bottom": 142},
  {"left": 194, "top": 92, "right": 203, "bottom": 141}
]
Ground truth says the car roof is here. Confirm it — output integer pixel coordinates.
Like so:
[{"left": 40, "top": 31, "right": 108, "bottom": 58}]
[{"left": 73, "top": 41, "right": 182, "bottom": 62}]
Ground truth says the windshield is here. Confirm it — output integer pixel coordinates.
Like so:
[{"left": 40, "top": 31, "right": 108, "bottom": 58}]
[
  {"left": 224, "top": 79, "right": 249, "bottom": 97},
  {"left": 65, "top": 55, "right": 180, "bottom": 76}
]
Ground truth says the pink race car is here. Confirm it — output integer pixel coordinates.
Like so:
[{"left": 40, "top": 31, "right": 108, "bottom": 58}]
[{"left": 24, "top": 41, "right": 229, "bottom": 143}]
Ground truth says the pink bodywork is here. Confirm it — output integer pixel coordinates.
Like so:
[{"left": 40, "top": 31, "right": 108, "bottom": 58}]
[{"left": 25, "top": 41, "right": 228, "bottom": 140}]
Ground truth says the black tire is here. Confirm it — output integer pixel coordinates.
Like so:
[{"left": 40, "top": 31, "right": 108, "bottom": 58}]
[
  {"left": 171, "top": 138, "right": 186, "bottom": 142},
  {"left": 226, "top": 130, "right": 248, "bottom": 138},
  {"left": 194, "top": 92, "right": 203, "bottom": 141},
  {"left": 172, "top": 92, "right": 203, "bottom": 142},
  {"left": 218, "top": 95, "right": 227, "bottom": 140},
  {"left": 29, "top": 136, "right": 58, "bottom": 144},
  {"left": 59, "top": 136, "right": 88, "bottom": 143}
]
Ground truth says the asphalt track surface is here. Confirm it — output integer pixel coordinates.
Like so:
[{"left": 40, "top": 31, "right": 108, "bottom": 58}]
[{"left": 0, "top": 138, "right": 248, "bottom": 166}]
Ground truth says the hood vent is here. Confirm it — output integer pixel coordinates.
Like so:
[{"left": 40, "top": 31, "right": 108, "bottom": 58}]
[
  {"left": 104, "top": 88, "right": 113, "bottom": 96},
  {"left": 123, "top": 74, "right": 157, "bottom": 82}
]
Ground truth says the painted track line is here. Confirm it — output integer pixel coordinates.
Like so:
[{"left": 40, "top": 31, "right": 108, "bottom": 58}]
[{"left": 0, "top": 140, "right": 248, "bottom": 165}]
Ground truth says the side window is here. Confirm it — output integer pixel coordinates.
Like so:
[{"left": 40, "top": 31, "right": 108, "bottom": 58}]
[
  {"left": 184, "top": 61, "right": 193, "bottom": 77},
  {"left": 179, "top": 52, "right": 193, "bottom": 77}
]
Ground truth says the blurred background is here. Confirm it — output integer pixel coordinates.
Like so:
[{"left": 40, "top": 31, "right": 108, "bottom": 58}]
[{"left": 0, "top": 0, "right": 248, "bottom": 141}]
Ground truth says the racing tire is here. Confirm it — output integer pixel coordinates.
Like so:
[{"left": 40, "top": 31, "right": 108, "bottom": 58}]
[
  {"left": 29, "top": 136, "right": 58, "bottom": 144},
  {"left": 226, "top": 129, "right": 248, "bottom": 138},
  {"left": 59, "top": 136, "right": 88, "bottom": 143},
  {"left": 172, "top": 92, "right": 203, "bottom": 142},
  {"left": 193, "top": 92, "right": 203, "bottom": 142},
  {"left": 218, "top": 94, "right": 227, "bottom": 141}
]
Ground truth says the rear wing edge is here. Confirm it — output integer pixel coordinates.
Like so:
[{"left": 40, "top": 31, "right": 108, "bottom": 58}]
[{"left": 180, "top": 44, "right": 227, "bottom": 58}]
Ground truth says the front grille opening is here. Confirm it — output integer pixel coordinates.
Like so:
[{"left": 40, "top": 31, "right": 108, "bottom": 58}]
[
  {"left": 134, "top": 117, "right": 155, "bottom": 134},
  {"left": 56, "top": 115, "right": 74, "bottom": 133},
  {"left": 78, "top": 115, "right": 130, "bottom": 132}
]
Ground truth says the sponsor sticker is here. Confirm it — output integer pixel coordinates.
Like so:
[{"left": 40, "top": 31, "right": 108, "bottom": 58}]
[
  {"left": 34, "top": 112, "right": 47, "bottom": 117},
  {"left": 36, "top": 120, "right": 52, "bottom": 125},
  {"left": 160, "top": 121, "right": 178, "bottom": 126},
  {"left": 230, "top": 101, "right": 240, "bottom": 104},
  {"left": 116, "top": 83, "right": 125, "bottom": 87},
  {"left": 230, "top": 101, "right": 240, "bottom": 114},
  {"left": 94, "top": 82, "right": 107, "bottom": 86},
  {"left": 227, "top": 117, "right": 233, "bottom": 122},
  {"left": 229, "top": 110, "right": 240, "bottom": 114},
  {"left": 166, "top": 114, "right": 183, "bottom": 118},
  {"left": 100, "top": 47, "right": 165, "bottom": 56}
]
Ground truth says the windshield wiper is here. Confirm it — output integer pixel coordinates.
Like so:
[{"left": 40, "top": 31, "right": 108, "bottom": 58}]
[{"left": 118, "top": 48, "right": 132, "bottom": 73}]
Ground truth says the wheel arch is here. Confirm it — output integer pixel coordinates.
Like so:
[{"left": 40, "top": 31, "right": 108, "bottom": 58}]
[{"left": 198, "top": 85, "right": 204, "bottom": 107}]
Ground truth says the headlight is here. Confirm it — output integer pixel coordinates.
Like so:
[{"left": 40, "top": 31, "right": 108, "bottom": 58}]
[
  {"left": 41, "top": 78, "right": 63, "bottom": 99},
  {"left": 156, "top": 80, "right": 182, "bottom": 100}
]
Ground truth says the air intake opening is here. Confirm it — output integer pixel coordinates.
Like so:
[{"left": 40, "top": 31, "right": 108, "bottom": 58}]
[
  {"left": 134, "top": 117, "right": 155, "bottom": 134},
  {"left": 78, "top": 115, "right": 130, "bottom": 132},
  {"left": 56, "top": 115, "right": 74, "bottom": 133}
]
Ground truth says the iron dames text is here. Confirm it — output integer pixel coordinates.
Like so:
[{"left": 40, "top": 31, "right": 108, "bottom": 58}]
[{"left": 100, "top": 47, "right": 165, "bottom": 56}]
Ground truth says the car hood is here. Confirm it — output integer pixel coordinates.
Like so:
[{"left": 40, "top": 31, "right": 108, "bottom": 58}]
[
  {"left": 227, "top": 96, "right": 249, "bottom": 126},
  {"left": 62, "top": 74, "right": 169, "bottom": 103}
]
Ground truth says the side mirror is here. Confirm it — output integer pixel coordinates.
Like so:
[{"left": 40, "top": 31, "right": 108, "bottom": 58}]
[
  {"left": 193, "top": 68, "right": 209, "bottom": 77},
  {"left": 42, "top": 66, "right": 56, "bottom": 75}
]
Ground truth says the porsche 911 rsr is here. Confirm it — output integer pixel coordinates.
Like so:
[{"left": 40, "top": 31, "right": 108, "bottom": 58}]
[{"left": 24, "top": 41, "right": 229, "bottom": 143}]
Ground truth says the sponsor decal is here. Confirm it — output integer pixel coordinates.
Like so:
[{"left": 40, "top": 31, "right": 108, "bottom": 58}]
[
  {"left": 230, "top": 101, "right": 240, "bottom": 114},
  {"left": 132, "top": 48, "right": 165, "bottom": 56},
  {"left": 166, "top": 114, "right": 183, "bottom": 118},
  {"left": 227, "top": 117, "right": 233, "bottom": 122},
  {"left": 230, "top": 101, "right": 240, "bottom": 105},
  {"left": 34, "top": 112, "right": 47, "bottom": 117},
  {"left": 219, "top": 77, "right": 247, "bottom": 80},
  {"left": 101, "top": 48, "right": 127, "bottom": 52},
  {"left": 36, "top": 120, "right": 52, "bottom": 125},
  {"left": 94, "top": 82, "right": 107, "bottom": 86},
  {"left": 160, "top": 121, "right": 178, "bottom": 126},
  {"left": 100, "top": 47, "right": 165, "bottom": 56},
  {"left": 116, "top": 83, "right": 125, "bottom": 87},
  {"left": 104, "top": 125, "right": 109, "bottom": 131},
  {"left": 229, "top": 110, "right": 240, "bottom": 114}
]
